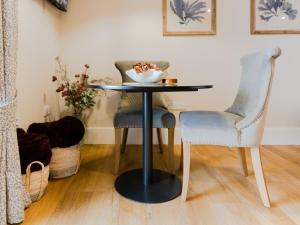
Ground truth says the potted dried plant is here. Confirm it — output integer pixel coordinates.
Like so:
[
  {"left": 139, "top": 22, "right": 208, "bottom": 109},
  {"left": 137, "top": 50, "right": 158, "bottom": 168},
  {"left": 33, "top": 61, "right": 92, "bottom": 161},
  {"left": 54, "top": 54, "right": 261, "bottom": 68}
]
[
  {"left": 52, "top": 57, "right": 111, "bottom": 122},
  {"left": 49, "top": 58, "right": 112, "bottom": 176}
]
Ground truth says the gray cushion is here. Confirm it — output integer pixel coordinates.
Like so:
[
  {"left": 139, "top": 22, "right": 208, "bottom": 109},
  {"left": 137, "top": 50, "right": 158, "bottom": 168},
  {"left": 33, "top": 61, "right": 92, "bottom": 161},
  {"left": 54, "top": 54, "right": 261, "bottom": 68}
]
[
  {"left": 114, "top": 106, "right": 176, "bottom": 128},
  {"left": 180, "top": 111, "right": 243, "bottom": 146}
]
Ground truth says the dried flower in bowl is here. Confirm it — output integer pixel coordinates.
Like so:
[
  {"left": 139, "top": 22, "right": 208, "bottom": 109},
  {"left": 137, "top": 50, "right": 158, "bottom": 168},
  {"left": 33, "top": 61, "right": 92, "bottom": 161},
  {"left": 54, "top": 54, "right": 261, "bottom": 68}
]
[
  {"left": 132, "top": 63, "right": 162, "bottom": 74},
  {"left": 126, "top": 63, "right": 164, "bottom": 83}
]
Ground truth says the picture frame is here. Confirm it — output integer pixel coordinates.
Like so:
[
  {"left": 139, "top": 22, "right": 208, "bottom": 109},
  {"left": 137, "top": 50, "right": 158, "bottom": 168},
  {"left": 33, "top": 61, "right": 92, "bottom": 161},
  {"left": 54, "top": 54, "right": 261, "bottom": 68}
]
[
  {"left": 251, "top": 0, "right": 300, "bottom": 34},
  {"left": 163, "top": 0, "right": 216, "bottom": 36}
]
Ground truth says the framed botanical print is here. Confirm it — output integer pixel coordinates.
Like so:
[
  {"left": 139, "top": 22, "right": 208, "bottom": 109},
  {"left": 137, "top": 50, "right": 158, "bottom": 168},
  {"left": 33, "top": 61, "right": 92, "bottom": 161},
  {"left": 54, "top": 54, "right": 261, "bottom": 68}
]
[
  {"left": 163, "top": 0, "right": 216, "bottom": 36},
  {"left": 251, "top": 0, "right": 300, "bottom": 34}
]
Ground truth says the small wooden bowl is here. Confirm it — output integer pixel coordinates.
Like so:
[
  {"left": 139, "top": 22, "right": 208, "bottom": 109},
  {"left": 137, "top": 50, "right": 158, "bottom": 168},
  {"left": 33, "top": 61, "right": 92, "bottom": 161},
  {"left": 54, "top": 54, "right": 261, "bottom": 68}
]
[{"left": 162, "top": 78, "right": 178, "bottom": 85}]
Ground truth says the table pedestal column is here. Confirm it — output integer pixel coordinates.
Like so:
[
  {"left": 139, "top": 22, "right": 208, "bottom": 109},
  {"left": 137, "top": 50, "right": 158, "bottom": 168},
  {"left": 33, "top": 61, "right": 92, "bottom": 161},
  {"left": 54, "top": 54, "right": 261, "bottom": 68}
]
[
  {"left": 143, "top": 91, "right": 153, "bottom": 186},
  {"left": 114, "top": 91, "right": 182, "bottom": 203}
]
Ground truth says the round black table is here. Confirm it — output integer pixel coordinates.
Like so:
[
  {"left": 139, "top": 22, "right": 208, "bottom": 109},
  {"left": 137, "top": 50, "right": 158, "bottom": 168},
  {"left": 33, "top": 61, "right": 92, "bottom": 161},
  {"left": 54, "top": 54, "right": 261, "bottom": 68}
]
[{"left": 88, "top": 83, "right": 213, "bottom": 203}]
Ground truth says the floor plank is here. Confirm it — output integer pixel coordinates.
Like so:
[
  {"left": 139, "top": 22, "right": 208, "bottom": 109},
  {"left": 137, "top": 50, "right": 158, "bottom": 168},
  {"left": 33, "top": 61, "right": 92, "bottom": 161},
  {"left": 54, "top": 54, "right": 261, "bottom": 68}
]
[{"left": 23, "top": 145, "right": 300, "bottom": 225}]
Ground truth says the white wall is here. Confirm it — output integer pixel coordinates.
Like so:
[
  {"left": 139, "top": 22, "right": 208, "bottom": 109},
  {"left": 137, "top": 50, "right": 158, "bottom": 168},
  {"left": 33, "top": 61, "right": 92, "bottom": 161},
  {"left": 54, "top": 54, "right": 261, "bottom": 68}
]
[
  {"left": 58, "top": 0, "right": 300, "bottom": 144},
  {"left": 17, "top": 0, "right": 61, "bottom": 129},
  {"left": 18, "top": 0, "right": 300, "bottom": 144}
]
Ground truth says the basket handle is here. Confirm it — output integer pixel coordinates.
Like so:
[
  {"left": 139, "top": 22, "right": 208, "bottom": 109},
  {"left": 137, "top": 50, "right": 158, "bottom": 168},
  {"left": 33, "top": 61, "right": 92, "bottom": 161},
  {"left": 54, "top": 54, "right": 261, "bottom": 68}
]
[
  {"left": 74, "top": 153, "right": 81, "bottom": 174},
  {"left": 26, "top": 161, "right": 45, "bottom": 200}
]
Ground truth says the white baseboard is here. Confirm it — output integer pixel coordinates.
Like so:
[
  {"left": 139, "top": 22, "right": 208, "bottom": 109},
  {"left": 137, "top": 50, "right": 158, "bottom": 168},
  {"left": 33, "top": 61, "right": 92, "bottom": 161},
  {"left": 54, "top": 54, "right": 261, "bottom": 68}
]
[
  {"left": 262, "top": 128, "right": 300, "bottom": 145},
  {"left": 85, "top": 127, "right": 300, "bottom": 145}
]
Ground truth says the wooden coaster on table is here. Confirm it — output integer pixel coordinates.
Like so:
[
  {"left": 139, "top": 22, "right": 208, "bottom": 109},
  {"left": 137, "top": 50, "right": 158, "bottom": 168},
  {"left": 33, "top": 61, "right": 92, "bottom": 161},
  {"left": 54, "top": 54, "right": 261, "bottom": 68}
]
[{"left": 161, "top": 78, "right": 178, "bottom": 85}]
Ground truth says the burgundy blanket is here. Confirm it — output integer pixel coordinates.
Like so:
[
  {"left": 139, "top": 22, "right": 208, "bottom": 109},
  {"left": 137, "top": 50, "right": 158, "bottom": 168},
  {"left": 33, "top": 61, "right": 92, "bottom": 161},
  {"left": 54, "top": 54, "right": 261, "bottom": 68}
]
[
  {"left": 27, "top": 116, "right": 85, "bottom": 148},
  {"left": 17, "top": 129, "right": 52, "bottom": 174}
]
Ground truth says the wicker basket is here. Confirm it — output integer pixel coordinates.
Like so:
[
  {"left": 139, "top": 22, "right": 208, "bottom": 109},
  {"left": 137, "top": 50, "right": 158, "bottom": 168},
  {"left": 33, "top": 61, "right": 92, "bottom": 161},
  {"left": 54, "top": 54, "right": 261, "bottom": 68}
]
[
  {"left": 22, "top": 161, "right": 50, "bottom": 202},
  {"left": 49, "top": 144, "right": 80, "bottom": 179}
]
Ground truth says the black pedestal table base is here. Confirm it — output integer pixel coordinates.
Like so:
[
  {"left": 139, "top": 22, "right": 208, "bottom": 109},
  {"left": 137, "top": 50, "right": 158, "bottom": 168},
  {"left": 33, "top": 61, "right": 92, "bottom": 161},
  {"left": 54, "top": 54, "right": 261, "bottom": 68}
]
[
  {"left": 87, "top": 84, "right": 213, "bottom": 204},
  {"left": 114, "top": 91, "right": 182, "bottom": 203},
  {"left": 115, "top": 169, "right": 182, "bottom": 203}
]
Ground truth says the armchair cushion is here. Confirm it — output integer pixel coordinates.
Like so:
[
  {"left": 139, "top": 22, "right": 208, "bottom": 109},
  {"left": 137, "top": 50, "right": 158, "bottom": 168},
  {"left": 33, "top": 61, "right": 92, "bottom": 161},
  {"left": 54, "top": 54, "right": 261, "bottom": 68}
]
[
  {"left": 114, "top": 106, "right": 176, "bottom": 128},
  {"left": 180, "top": 111, "right": 243, "bottom": 146}
]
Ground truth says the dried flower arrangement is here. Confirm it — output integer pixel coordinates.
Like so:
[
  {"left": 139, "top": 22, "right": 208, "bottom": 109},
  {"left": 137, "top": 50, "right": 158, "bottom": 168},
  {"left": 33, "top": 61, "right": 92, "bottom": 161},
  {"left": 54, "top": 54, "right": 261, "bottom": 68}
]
[
  {"left": 132, "top": 63, "right": 161, "bottom": 73},
  {"left": 52, "top": 57, "right": 112, "bottom": 118}
]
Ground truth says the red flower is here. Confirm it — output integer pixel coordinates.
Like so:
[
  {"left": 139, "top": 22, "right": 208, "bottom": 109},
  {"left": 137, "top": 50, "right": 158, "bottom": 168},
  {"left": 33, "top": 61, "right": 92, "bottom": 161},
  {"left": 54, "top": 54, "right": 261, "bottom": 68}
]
[
  {"left": 56, "top": 84, "right": 65, "bottom": 92},
  {"left": 62, "top": 91, "right": 68, "bottom": 97},
  {"left": 84, "top": 64, "right": 90, "bottom": 69},
  {"left": 52, "top": 76, "right": 58, "bottom": 82}
]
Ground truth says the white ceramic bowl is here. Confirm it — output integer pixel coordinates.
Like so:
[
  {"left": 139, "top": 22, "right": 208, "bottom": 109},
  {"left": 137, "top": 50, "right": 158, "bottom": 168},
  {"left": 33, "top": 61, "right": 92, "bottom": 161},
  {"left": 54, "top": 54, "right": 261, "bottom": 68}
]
[{"left": 126, "top": 69, "right": 164, "bottom": 83}]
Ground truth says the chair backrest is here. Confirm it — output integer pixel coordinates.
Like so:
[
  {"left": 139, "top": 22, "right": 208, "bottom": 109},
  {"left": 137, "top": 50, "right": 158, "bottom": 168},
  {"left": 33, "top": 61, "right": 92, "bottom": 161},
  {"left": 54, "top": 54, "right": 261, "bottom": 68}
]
[
  {"left": 227, "top": 48, "right": 281, "bottom": 133},
  {"left": 115, "top": 61, "right": 170, "bottom": 83},
  {"left": 114, "top": 61, "right": 170, "bottom": 108}
]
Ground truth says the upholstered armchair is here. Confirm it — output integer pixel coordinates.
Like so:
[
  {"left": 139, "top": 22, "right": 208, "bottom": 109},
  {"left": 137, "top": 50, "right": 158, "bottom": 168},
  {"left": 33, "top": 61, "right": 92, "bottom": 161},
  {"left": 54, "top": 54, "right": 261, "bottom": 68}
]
[
  {"left": 180, "top": 48, "right": 281, "bottom": 207},
  {"left": 114, "top": 61, "right": 176, "bottom": 174}
]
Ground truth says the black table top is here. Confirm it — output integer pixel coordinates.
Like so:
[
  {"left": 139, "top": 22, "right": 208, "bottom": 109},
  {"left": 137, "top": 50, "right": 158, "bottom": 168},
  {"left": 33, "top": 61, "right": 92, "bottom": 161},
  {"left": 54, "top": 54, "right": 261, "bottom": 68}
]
[{"left": 88, "top": 83, "right": 213, "bottom": 93}]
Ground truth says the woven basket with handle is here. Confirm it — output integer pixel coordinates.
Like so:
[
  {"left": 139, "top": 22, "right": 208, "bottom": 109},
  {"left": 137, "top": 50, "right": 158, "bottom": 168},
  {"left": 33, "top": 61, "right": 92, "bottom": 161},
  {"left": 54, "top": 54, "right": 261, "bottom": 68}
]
[
  {"left": 22, "top": 161, "right": 50, "bottom": 202},
  {"left": 49, "top": 144, "right": 80, "bottom": 179}
]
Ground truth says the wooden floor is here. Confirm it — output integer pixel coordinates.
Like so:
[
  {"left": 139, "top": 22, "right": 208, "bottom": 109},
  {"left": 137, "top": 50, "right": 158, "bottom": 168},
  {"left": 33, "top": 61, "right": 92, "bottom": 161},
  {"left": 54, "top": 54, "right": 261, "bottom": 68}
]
[{"left": 23, "top": 145, "right": 300, "bottom": 225}]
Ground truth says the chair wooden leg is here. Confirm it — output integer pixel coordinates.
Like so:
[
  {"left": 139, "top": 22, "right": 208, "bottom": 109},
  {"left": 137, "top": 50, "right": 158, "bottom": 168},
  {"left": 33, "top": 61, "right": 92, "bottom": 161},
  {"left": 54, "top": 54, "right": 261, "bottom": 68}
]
[
  {"left": 114, "top": 128, "right": 121, "bottom": 175},
  {"left": 168, "top": 128, "right": 175, "bottom": 173},
  {"left": 250, "top": 147, "right": 271, "bottom": 208},
  {"left": 237, "top": 147, "right": 248, "bottom": 177},
  {"left": 179, "top": 140, "right": 183, "bottom": 171},
  {"left": 121, "top": 128, "right": 128, "bottom": 154},
  {"left": 181, "top": 141, "right": 191, "bottom": 201},
  {"left": 157, "top": 128, "right": 164, "bottom": 154}
]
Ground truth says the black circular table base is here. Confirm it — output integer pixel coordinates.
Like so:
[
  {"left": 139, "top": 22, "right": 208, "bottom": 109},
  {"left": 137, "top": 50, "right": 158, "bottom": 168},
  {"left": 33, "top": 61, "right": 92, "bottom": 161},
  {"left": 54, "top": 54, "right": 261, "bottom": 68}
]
[{"left": 115, "top": 169, "right": 182, "bottom": 203}]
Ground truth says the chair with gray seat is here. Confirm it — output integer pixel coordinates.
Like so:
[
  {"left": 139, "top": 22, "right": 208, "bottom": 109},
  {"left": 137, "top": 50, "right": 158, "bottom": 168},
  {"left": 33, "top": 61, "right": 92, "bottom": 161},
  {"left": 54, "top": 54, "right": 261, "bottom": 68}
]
[
  {"left": 180, "top": 48, "right": 281, "bottom": 207},
  {"left": 114, "top": 61, "right": 176, "bottom": 174}
]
